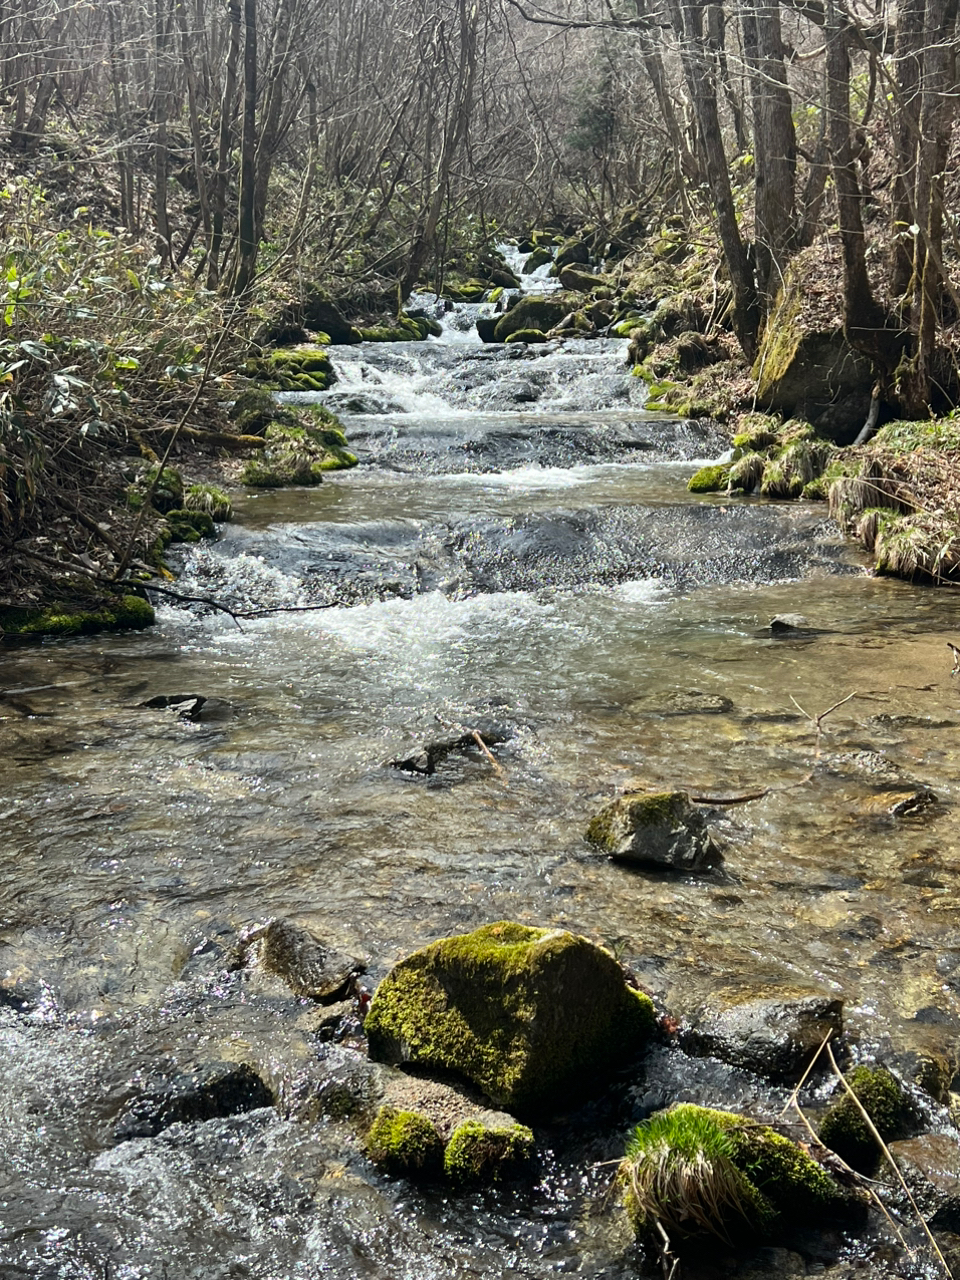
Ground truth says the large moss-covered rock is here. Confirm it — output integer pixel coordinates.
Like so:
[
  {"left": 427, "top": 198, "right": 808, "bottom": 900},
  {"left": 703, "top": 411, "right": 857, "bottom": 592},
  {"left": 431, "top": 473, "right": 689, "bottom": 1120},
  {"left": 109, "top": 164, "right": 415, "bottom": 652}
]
[
  {"left": 620, "top": 1103, "right": 864, "bottom": 1244},
  {"left": 240, "top": 409, "right": 357, "bottom": 487},
  {"left": 364, "top": 921, "right": 655, "bottom": 1116},
  {"left": 493, "top": 297, "right": 571, "bottom": 343},
  {"left": 754, "top": 247, "right": 873, "bottom": 443},
  {"left": 553, "top": 237, "right": 590, "bottom": 271},
  {"left": 523, "top": 247, "right": 553, "bottom": 274},
  {"left": 586, "top": 791, "right": 721, "bottom": 871}
]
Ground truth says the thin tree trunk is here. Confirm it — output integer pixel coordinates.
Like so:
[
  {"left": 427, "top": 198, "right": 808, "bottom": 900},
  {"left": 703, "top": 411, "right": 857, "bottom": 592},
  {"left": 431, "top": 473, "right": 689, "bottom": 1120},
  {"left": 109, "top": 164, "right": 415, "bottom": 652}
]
[
  {"left": 253, "top": 0, "right": 297, "bottom": 246},
  {"left": 175, "top": 0, "right": 212, "bottom": 249},
  {"left": 207, "top": 0, "right": 241, "bottom": 290},
  {"left": 154, "top": 0, "right": 173, "bottom": 267},
  {"left": 231, "top": 0, "right": 258, "bottom": 296},
  {"left": 890, "top": 0, "right": 925, "bottom": 297}
]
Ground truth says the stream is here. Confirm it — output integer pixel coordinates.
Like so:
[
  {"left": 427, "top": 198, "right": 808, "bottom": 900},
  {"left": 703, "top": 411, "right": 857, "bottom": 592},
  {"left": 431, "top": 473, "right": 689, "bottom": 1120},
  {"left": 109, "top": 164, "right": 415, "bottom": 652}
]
[{"left": 2, "top": 271, "right": 960, "bottom": 1279}]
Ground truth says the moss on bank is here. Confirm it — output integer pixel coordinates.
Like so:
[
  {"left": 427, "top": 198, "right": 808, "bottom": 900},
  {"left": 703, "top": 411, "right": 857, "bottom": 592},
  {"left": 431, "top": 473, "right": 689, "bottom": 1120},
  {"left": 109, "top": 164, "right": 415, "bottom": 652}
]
[
  {"left": 240, "top": 406, "right": 357, "bottom": 487},
  {"left": 0, "top": 594, "right": 155, "bottom": 639}
]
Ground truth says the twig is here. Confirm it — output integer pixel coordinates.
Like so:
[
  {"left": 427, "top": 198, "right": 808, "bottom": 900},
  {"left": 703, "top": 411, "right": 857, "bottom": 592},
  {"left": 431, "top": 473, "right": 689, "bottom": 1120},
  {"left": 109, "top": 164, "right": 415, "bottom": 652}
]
[
  {"left": 235, "top": 603, "right": 340, "bottom": 619},
  {"left": 470, "top": 729, "right": 508, "bottom": 784},
  {"left": 141, "top": 582, "right": 245, "bottom": 630},
  {"left": 655, "top": 1220, "right": 680, "bottom": 1280},
  {"left": 689, "top": 788, "right": 770, "bottom": 806}
]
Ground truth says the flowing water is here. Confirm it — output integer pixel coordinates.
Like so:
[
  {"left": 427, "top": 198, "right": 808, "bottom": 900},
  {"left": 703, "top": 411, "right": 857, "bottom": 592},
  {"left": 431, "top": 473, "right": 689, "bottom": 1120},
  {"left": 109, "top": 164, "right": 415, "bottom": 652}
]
[{"left": 2, "top": 278, "right": 960, "bottom": 1279}]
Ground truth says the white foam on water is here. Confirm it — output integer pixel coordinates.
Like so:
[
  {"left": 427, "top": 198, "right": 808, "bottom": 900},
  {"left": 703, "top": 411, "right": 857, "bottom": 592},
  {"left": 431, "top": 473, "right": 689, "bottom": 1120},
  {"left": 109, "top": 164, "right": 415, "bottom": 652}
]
[{"left": 611, "top": 578, "right": 669, "bottom": 604}]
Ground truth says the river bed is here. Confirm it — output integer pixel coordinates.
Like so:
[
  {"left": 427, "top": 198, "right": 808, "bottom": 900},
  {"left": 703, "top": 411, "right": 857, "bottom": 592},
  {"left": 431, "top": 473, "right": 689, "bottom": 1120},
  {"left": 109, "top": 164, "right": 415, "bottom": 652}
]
[{"left": 1, "top": 295, "right": 959, "bottom": 1279}]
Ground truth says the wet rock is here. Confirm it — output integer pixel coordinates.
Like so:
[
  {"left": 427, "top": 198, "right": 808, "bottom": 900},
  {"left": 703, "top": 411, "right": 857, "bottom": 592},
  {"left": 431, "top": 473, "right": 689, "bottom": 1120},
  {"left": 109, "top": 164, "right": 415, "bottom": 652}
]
[
  {"left": 586, "top": 790, "right": 722, "bottom": 871},
  {"left": 552, "top": 236, "right": 590, "bottom": 271},
  {"left": 366, "top": 1105, "right": 444, "bottom": 1178},
  {"left": 522, "top": 246, "right": 553, "bottom": 274},
  {"left": 247, "top": 918, "right": 364, "bottom": 1003},
  {"left": 390, "top": 723, "right": 511, "bottom": 776},
  {"left": 887, "top": 1133, "right": 960, "bottom": 1232},
  {"left": 475, "top": 315, "right": 500, "bottom": 343},
  {"left": 870, "top": 712, "right": 959, "bottom": 730},
  {"left": 857, "top": 787, "right": 939, "bottom": 819},
  {"left": 682, "top": 986, "right": 844, "bottom": 1081},
  {"left": 627, "top": 689, "right": 734, "bottom": 717},
  {"left": 365, "top": 921, "right": 655, "bottom": 1116},
  {"left": 114, "top": 1061, "right": 274, "bottom": 1141},
  {"left": 558, "top": 264, "right": 604, "bottom": 292},
  {"left": 492, "top": 296, "right": 571, "bottom": 342},
  {"left": 137, "top": 693, "right": 233, "bottom": 723},
  {"left": 770, "top": 613, "right": 810, "bottom": 635},
  {"left": 443, "top": 1115, "right": 534, "bottom": 1183},
  {"left": 818, "top": 1065, "right": 919, "bottom": 1173}
]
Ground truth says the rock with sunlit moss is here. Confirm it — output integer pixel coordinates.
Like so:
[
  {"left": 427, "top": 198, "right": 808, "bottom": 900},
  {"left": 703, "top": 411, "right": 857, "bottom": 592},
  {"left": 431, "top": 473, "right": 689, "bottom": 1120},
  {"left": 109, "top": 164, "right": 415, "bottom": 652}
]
[
  {"left": 586, "top": 790, "right": 722, "bottom": 871},
  {"left": 364, "top": 921, "right": 655, "bottom": 1116}
]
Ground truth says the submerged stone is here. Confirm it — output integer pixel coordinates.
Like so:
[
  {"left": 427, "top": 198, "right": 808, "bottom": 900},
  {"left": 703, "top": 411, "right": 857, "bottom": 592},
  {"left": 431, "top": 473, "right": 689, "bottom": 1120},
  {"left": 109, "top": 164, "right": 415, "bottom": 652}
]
[
  {"left": 586, "top": 791, "right": 721, "bottom": 871},
  {"left": 250, "top": 918, "right": 364, "bottom": 1003},
  {"left": 114, "top": 1061, "right": 273, "bottom": 1141},
  {"left": 683, "top": 986, "right": 844, "bottom": 1081},
  {"left": 364, "top": 921, "right": 655, "bottom": 1115},
  {"left": 887, "top": 1133, "right": 960, "bottom": 1232}
]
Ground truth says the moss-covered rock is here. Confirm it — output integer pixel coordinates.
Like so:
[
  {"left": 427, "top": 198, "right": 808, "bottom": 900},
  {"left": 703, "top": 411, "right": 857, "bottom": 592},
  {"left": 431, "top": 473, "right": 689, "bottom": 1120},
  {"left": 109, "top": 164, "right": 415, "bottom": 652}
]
[
  {"left": 504, "top": 328, "right": 548, "bottom": 345},
  {"left": 364, "top": 921, "right": 655, "bottom": 1116},
  {"left": 688, "top": 464, "right": 731, "bottom": 493},
  {"left": 493, "top": 297, "right": 571, "bottom": 343},
  {"left": 620, "top": 1103, "right": 863, "bottom": 1244},
  {"left": 164, "top": 508, "right": 216, "bottom": 543},
  {"left": 754, "top": 248, "right": 873, "bottom": 443},
  {"left": 818, "top": 1066, "right": 917, "bottom": 1173},
  {"left": 476, "top": 315, "right": 500, "bottom": 343},
  {"left": 366, "top": 1106, "right": 444, "bottom": 1179},
  {"left": 239, "top": 408, "right": 357, "bottom": 488},
  {"left": 558, "top": 265, "right": 607, "bottom": 293},
  {"left": 358, "top": 314, "right": 442, "bottom": 343},
  {"left": 184, "top": 483, "right": 232, "bottom": 522},
  {"left": 586, "top": 791, "right": 722, "bottom": 871},
  {"left": 245, "top": 345, "right": 336, "bottom": 392},
  {"left": 0, "top": 594, "right": 155, "bottom": 639},
  {"left": 229, "top": 387, "right": 277, "bottom": 436},
  {"left": 522, "top": 246, "right": 553, "bottom": 274},
  {"left": 443, "top": 278, "right": 489, "bottom": 303},
  {"left": 443, "top": 1117, "right": 534, "bottom": 1184},
  {"left": 552, "top": 237, "right": 590, "bottom": 271}
]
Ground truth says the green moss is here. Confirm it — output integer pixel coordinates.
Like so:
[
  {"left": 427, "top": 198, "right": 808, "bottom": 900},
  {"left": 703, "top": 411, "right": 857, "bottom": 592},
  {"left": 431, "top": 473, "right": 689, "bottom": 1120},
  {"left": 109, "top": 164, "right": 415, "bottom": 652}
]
[
  {"left": 688, "top": 464, "right": 731, "bottom": 494},
  {"left": 165, "top": 508, "right": 215, "bottom": 543},
  {"left": 620, "top": 1103, "right": 855, "bottom": 1244},
  {"left": 759, "top": 441, "right": 832, "bottom": 499},
  {"left": 366, "top": 1106, "right": 444, "bottom": 1179},
  {"left": 365, "top": 921, "right": 655, "bottom": 1116},
  {"left": 586, "top": 791, "right": 686, "bottom": 851},
  {"left": 504, "top": 328, "right": 548, "bottom": 344},
  {"left": 240, "top": 412, "right": 357, "bottom": 488},
  {"left": 443, "top": 1119, "right": 534, "bottom": 1184},
  {"left": 523, "top": 247, "right": 553, "bottom": 273},
  {"left": 873, "top": 418, "right": 960, "bottom": 453},
  {"left": 244, "top": 345, "right": 335, "bottom": 391},
  {"left": 0, "top": 594, "right": 155, "bottom": 639},
  {"left": 818, "top": 1066, "right": 915, "bottom": 1173},
  {"left": 493, "top": 296, "right": 571, "bottom": 342},
  {"left": 185, "top": 483, "right": 232, "bottom": 522},
  {"left": 443, "top": 278, "right": 489, "bottom": 303}
]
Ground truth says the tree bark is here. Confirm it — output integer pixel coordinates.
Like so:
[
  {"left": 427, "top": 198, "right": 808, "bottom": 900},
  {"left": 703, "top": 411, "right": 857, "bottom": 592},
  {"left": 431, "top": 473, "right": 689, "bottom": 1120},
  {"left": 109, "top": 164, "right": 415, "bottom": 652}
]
[
  {"left": 207, "top": 0, "right": 241, "bottom": 290},
  {"left": 230, "top": 0, "right": 257, "bottom": 296}
]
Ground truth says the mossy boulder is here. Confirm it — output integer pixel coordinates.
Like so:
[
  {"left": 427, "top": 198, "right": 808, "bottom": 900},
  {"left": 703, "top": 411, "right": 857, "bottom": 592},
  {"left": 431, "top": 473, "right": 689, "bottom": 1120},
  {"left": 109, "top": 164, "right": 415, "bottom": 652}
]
[
  {"left": 229, "top": 387, "right": 277, "bottom": 436},
  {"left": 366, "top": 1106, "right": 444, "bottom": 1179},
  {"left": 476, "top": 315, "right": 500, "bottom": 343},
  {"left": 164, "top": 508, "right": 216, "bottom": 543},
  {"left": 818, "top": 1066, "right": 918, "bottom": 1174},
  {"left": 443, "top": 278, "right": 489, "bottom": 303},
  {"left": 358, "top": 314, "right": 442, "bottom": 343},
  {"left": 301, "top": 290, "right": 362, "bottom": 345},
  {"left": 552, "top": 237, "right": 590, "bottom": 271},
  {"left": 754, "top": 247, "right": 874, "bottom": 443},
  {"left": 239, "top": 409, "right": 357, "bottom": 488},
  {"left": 620, "top": 1103, "right": 864, "bottom": 1244},
  {"left": 558, "top": 265, "right": 607, "bottom": 293},
  {"left": 586, "top": 791, "right": 722, "bottom": 871},
  {"left": 245, "top": 345, "right": 336, "bottom": 392},
  {"left": 364, "top": 921, "right": 655, "bottom": 1116},
  {"left": 493, "top": 297, "right": 571, "bottom": 343},
  {"left": 522, "top": 246, "right": 553, "bottom": 274},
  {"left": 0, "top": 594, "right": 154, "bottom": 639},
  {"left": 444, "top": 1117, "right": 534, "bottom": 1184},
  {"left": 504, "top": 328, "right": 548, "bottom": 345},
  {"left": 688, "top": 464, "right": 730, "bottom": 493}
]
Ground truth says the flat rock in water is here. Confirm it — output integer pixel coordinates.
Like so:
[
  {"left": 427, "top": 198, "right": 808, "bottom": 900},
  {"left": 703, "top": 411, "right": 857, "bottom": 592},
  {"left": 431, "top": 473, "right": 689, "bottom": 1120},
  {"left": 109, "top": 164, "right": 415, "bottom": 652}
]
[
  {"left": 770, "top": 614, "right": 810, "bottom": 636},
  {"left": 114, "top": 1061, "right": 273, "bottom": 1141},
  {"left": 627, "top": 689, "right": 734, "bottom": 716},
  {"left": 855, "top": 787, "right": 939, "bottom": 819},
  {"left": 586, "top": 790, "right": 722, "bottom": 871},
  {"left": 682, "top": 985, "right": 844, "bottom": 1081},
  {"left": 252, "top": 918, "right": 364, "bottom": 1003}
]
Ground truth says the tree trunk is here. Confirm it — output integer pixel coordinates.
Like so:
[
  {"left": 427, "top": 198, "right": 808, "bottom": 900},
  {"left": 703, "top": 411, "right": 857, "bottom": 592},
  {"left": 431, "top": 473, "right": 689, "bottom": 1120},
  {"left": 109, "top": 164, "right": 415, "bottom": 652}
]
[
  {"left": 253, "top": 0, "right": 297, "bottom": 246},
  {"left": 207, "top": 0, "right": 241, "bottom": 290},
  {"left": 154, "top": 0, "right": 173, "bottom": 267},
  {"left": 667, "top": 0, "right": 760, "bottom": 359},
  {"left": 742, "top": 1, "right": 798, "bottom": 304},
  {"left": 230, "top": 0, "right": 258, "bottom": 296},
  {"left": 175, "top": 0, "right": 212, "bottom": 249},
  {"left": 890, "top": 0, "right": 926, "bottom": 297}
]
